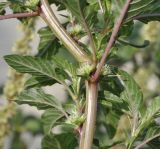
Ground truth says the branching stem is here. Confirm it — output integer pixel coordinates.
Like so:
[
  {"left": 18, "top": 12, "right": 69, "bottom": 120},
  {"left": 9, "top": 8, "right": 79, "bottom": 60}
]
[
  {"left": 93, "top": 0, "right": 133, "bottom": 81},
  {"left": 78, "top": 1, "right": 97, "bottom": 63},
  {"left": 40, "top": 0, "right": 91, "bottom": 63}
]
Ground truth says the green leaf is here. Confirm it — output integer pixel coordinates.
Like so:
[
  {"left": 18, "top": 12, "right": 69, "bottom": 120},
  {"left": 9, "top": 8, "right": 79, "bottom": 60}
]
[
  {"left": 42, "top": 133, "right": 78, "bottom": 149},
  {"left": 136, "top": 125, "right": 160, "bottom": 148},
  {"left": 127, "top": 97, "right": 160, "bottom": 148},
  {"left": 4, "top": 55, "right": 66, "bottom": 84},
  {"left": 118, "top": 21, "right": 134, "bottom": 37},
  {"left": 118, "top": 70, "right": 143, "bottom": 115},
  {"left": 53, "top": 57, "right": 77, "bottom": 76},
  {"left": 16, "top": 88, "right": 64, "bottom": 112},
  {"left": 140, "top": 96, "right": 160, "bottom": 126},
  {"left": 125, "top": 0, "right": 160, "bottom": 23},
  {"left": 52, "top": 57, "right": 82, "bottom": 95},
  {"left": 24, "top": 0, "right": 39, "bottom": 8},
  {"left": 100, "top": 69, "right": 143, "bottom": 116},
  {"left": 113, "top": 0, "right": 160, "bottom": 23},
  {"left": 144, "top": 125, "right": 160, "bottom": 140},
  {"left": 100, "top": 67, "right": 124, "bottom": 97},
  {"left": 42, "top": 108, "right": 64, "bottom": 134},
  {"left": 144, "top": 126, "right": 160, "bottom": 148},
  {"left": 37, "top": 27, "right": 58, "bottom": 59},
  {"left": 58, "top": 123, "right": 76, "bottom": 133},
  {"left": 100, "top": 76, "right": 124, "bottom": 97},
  {"left": 8, "top": 0, "right": 38, "bottom": 12},
  {"left": 24, "top": 76, "right": 56, "bottom": 89},
  {"left": 42, "top": 134, "right": 60, "bottom": 149},
  {"left": 16, "top": 88, "right": 68, "bottom": 134},
  {"left": 55, "top": 0, "right": 87, "bottom": 22},
  {"left": 53, "top": 0, "right": 101, "bottom": 31},
  {"left": 99, "top": 91, "right": 128, "bottom": 113}
]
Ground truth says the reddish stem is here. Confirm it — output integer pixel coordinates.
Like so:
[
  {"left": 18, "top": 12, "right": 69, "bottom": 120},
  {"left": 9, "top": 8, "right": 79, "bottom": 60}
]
[
  {"left": 0, "top": 11, "right": 39, "bottom": 21},
  {"left": 92, "top": 0, "right": 133, "bottom": 82},
  {"left": 133, "top": 13, "right": 160, "bottom": 21}
]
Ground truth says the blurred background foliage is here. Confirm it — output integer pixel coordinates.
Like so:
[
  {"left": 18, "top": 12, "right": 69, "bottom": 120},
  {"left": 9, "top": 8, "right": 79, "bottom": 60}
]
[
  {"left": 95, "top": 21, "right": 160, "bottom": 148},
  {"left": 118, "top": 21, "right": 160, "bottom": 101},
  {"left": 0, "top": 5, "right": 160, "bottom": 149},
  {"left": 0, "top": 18, "right": 43, "bottom": 149}
]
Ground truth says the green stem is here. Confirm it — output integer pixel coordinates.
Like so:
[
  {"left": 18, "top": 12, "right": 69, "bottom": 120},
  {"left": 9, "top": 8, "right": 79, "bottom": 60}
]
[
  {"left": 40, "top": 0, "right": 91, "bottom": 63},
  {"left": 126, "top": 136, "right": 136, "bottom": 149},
  {"left": 80, "top": 81, "right": 98, "bottom": 149}
]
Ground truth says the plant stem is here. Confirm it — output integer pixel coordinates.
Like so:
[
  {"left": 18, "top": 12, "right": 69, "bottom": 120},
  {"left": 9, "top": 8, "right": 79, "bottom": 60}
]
[
  {"left": 133, "top": 13, "right": 160, "bottom": 21},
  {"left": 77, "top": 1, "right": 97, "bottom": 63},
  {"left": 40, "top": 0, "right": 91, "bottom": 63},
  {"left": 0, "top": 11, "right": 39, "bottom": 20},
  {"left": 98, "top": 0, "right": 104, "bottom": 14},
  {"left": 126, "top": 137, "right": 136, "bottom": 149},
  {"left": 80, "top": 81, "right": 98, "bottom": 149},
  {"left": 135, "top": 133, "right": 160, "bottom": 149},
  {"left": 93, "top": 0, "right": 132, "bottom": 81},
  {"left": 117, "top": 38, "right": 149, "bottom": 48}
]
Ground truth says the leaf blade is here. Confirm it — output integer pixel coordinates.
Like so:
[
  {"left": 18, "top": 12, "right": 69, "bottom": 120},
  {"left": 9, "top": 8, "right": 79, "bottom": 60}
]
[
  {"left": 42, "top": 133, "right": 78, "bottom": 149},
  {"left": 4, "top": 55, "right": 66, "bottom": 84},
  {"left": 42, "top": 108, "right": 64, "bottom": 134},
  {"left": 16, "top": 88, "right": 64, "bottom": 112}
]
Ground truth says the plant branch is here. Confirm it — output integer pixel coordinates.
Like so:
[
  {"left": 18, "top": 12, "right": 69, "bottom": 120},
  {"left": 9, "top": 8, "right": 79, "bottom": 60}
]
[
  {"left": 40, "top": 0, "right": 91, "bottom": 63},
  {"left": 97, "top": 0, "right": 104, "bottom": 14},
  {"left": 133, "top": 13, "right": 160, "bottom": 21},
  {"left": 0, "top": 11, "right": 39, "bottom": 20},
  {"left": 80, "top": 81, "right": 98, "bottom": 149},
  {"left": 135, "top": 133, "right": 160, "bottom": 149},
  {"left": 93, "top": 0, "right": 132, "bottom": 81},
  {"left": 117, "top": 38, "right": 150, "bottom": 48},
  {"left": 78, "top": 1, "right": 97, "bottom": 62}
]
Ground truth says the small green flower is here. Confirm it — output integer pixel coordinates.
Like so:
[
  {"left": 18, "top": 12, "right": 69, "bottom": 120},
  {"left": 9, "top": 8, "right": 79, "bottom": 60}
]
[
  {"left": 96, "top": 50, "right": 104, "bottom": 60},
  {"left": 25, "top": 0, "right": 39, "bottom": 8},
  {"left": 66, "top": 114, "right": 85, "bottom": 127},
  {"left": 67, "top": 24, "right": 83, "bottom": 35},
  {"left": 77, "top": 63, "right": 95, "bottom": 78},
  {"left": 102, "top": 64, "right": 112, "bottom": 76},
  {"left": 65, "top": 104, "right": 85, "bottom": 127}
]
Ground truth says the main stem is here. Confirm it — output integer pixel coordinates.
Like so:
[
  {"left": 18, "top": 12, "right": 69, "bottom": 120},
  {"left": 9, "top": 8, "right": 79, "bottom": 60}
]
[{"left": 80, "top": 81, "right": 98, "bottom": 149}]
